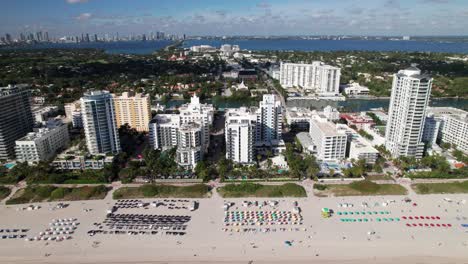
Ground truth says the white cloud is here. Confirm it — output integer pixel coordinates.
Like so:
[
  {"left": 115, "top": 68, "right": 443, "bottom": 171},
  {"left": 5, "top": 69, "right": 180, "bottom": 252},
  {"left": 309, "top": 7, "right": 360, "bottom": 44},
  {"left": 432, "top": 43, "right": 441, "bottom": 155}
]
[
  {"left": 66, "top": 0, "right": 89, "bottom": 4},
  {"left": 75, "top": 13, "right": 92, "bottom": 21}
]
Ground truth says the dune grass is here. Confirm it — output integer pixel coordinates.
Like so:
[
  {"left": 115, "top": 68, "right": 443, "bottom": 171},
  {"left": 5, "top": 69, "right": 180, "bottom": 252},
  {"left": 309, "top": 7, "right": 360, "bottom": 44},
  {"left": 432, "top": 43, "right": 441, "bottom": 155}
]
[
  {"left": 313, "top": 180, "right": 407, "bottom": 197},
  {"left": 0, "top": 186, "right": 11, "bottom": 200},
  {"left": 6, "top": 185, "right": 110, "bottom": 205},
  {"left": 113, "top": 184, "right": 211, "bottom": 199},
  {"left": 218, "top": 183, "right": 307, "bottom": 198},
  {"left": 412, "top": 181, "right": 468, "bottom": 194}
]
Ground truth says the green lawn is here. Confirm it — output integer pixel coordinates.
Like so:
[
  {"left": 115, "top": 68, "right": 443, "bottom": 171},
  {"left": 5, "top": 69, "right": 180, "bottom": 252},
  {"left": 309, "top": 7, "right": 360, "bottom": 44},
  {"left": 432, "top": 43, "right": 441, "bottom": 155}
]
[
  {"left": 6, "top": 185, "right": 110, "bottom": 205},
  {"left": 412, "top": 181, "right": 468, "bottom": 194},
  {"left": 313, "top": 181, "right": 407, "bottom": 197},
  {"left": 113, "top": 184, "right": 211, "bottom": 199},
  {"left": 0, "top": 186, "right": 11, "bottom": 200},
  {"left": 366, "top": 174, "right": 394, "bottom": 181},
  {"left": 218, "top": 183, "right": 307, "bottom": 198}
]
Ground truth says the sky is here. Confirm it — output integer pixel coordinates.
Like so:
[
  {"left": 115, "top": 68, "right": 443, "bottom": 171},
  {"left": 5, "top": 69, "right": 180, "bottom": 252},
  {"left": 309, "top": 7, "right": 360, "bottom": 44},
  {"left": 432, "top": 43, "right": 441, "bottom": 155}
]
[{"left": 2, "top": 0, "right": 468, "bottom": 37}]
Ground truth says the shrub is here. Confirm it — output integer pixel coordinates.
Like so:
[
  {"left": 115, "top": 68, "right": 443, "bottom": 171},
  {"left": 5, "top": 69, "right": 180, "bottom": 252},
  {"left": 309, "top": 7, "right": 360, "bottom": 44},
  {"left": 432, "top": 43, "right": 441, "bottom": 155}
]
[
  {"left": 349, "top": 180, "right": 380, "bottom": 193},
  {"left": 50, "top": 188, "right": 68, "bottom": 199},
  {"left": 314, "top": 184, "right": 328, "bottom": 191}
]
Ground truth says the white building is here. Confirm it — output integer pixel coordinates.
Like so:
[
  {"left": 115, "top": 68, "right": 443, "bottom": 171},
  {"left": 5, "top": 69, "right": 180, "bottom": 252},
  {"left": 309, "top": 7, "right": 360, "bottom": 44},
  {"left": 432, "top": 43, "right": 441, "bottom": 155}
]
[
  {"left": 53, "top": 154, "right": 114, "bottom": 170},
  {"left": 257, "top": 94, "right": 282, "bottom": 147},
  {"left": 336, "top": 124, "right": 379, "bottom": 164},
  {"left": 65, "top": 100, "right": 80, "bottom": 120},
  {"left": 385, "top": 67, "right": 432, "bottom": 159},
  {"left": 190, "top": 45, "right": 216, "bottom": 53},
  {"left": 149, "top": 95, "right": 214, "bottom": 169},
  {"left": 279, "top": 62, "right": 341, "bottom": 96},
  {"left": 32, "top": 106, "right": 58, "bottom": 124},
  {"left": 309, "top": 115, "right": 347, "bottom": 161},
  {"left": 323, "top": 105, "right": 340, "bottom": 121},
  {"left": 149, "top": 114, "right": 180, "bottom": 150},
  {"left": 341, "top": 83, "right": 370, "bottom": 96},
  {"left": 81, "top": 91, "right": 121, "bottom": 155},
  {"left": 225, "top": 107, "right": 257, "bottom": 164},
  {"left": 15, "top": 120, "right": 69, "bottom": 163},
  {"left": 427, "top": 107, "right": 468, "bottom": 154},
  {"left": 178, "top": 95, "right": 214, "bottom": 153},
  {"left": 422, "top": 113, "right": 441, "bottom": 147},
  {"left": 286, "top": 107, "right": 316, "bottom": 129},
  {"left": 176, "top": 122, "right": 203, "bottom": 170},
  {"left": 72, "top": 110, "right": 83, "bottom": 128}
]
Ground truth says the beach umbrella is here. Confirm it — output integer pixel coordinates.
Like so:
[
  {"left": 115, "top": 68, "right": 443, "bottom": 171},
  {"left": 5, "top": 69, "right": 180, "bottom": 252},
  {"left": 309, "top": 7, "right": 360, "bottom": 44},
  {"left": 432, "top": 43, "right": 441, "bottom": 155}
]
[{"left": 406, "top": 223, "right": 411, "bottom": 227}]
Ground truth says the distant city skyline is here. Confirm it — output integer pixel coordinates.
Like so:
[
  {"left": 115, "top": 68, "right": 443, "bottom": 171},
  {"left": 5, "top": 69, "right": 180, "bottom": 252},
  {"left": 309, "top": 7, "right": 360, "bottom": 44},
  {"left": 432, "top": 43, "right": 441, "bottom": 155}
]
[{"left": 1, "top": 0, "right": 468, "bottom": 37}]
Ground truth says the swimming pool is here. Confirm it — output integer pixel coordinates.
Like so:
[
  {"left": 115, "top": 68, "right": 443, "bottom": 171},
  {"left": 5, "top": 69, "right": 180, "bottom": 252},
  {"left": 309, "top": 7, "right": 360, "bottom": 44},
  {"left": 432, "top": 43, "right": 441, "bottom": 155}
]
[{"left": 4, "top": 163, "right": 16, "bottom": 169}]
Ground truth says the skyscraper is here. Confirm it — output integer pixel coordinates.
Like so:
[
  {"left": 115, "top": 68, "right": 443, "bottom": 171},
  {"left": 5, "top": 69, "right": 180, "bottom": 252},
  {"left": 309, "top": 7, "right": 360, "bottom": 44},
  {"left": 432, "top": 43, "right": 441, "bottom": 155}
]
[
  {"left": 176, "top": 123, "right": 202, "bottom": 169},
  {"left": 257, "top": 94, "right": 282, "bottom": 146},
  {"left": 0, "top": 85, "right": 34, "bottom": 160},
  {"left": 225, "top": 108, "right": 257, "bottom": 164},
  {"left": 279, "top": 62, "right": 341, "bottom": 96},
  {"left": 81, "top": 91, "right": 121, "bottom": 155},
  {"left": 113, "top": 92, "right": 152, "bottom": 132},
  {"left": 385, "top": 67, "right": 432, "bottom": 159}
]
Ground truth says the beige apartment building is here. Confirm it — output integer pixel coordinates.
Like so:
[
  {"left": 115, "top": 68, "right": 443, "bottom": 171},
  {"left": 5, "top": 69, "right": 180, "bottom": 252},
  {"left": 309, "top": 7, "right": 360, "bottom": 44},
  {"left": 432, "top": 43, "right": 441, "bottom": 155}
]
[{"left": 113, "top": 92, "right": 151, "bottom": 132}]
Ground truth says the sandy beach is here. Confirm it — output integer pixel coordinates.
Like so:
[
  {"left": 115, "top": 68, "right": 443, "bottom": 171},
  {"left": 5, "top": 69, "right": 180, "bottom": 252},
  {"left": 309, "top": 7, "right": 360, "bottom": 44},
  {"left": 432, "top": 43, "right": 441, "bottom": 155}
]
[{"left": 0, "top": 188, "right": 467, "bottom": 264}]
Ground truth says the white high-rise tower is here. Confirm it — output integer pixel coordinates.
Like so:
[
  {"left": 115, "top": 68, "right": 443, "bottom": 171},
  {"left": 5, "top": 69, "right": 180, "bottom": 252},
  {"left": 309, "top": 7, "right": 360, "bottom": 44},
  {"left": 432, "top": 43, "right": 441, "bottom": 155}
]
[
  {"left": 81, "top": 91, "right": 121, "bottom": 155},
  {"left": 385, "top": 67, "right": 432, "bottom": 159}
]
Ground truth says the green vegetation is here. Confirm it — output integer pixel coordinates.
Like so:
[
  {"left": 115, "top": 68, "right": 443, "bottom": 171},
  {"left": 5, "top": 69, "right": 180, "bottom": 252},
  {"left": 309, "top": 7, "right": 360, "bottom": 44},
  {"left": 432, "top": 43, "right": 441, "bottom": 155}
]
[
  {"left": 452, "top": 149, "right": 468, "bottom": 164},
  {"left": 284, "top": 143, "right": 320, "bottom": 179},
  {"left": 313, "top": 181, "right": 407, "bottom": 197},
  {"left": 366, "top": 112, "right": 384, "bottom": 126},
  {"left": 218, "top": 183, "right": 307, "bottom": 198},
  {"left": 112, "top": 184, "right": 211, "bottom": 199},
  {"left": 401, "top": 154, "right": 468, "bottom": 179},
  {"left": 412, "top": 181, "right": 468, "bottom": 194},
  {"left": 257, "top": 50, "right": 468, "bottom": 98},
  {"left": 358, "top": 129, "right": 374, "bottom": 140},
  {"left": 1, "top": 162, "right": 112, "bottom": 184},
  {"left": 0, "top": 186, "right": 11, "bottom": 200},
  {"left": 6, "top": 185, "right": 110, "bottom": 204}
]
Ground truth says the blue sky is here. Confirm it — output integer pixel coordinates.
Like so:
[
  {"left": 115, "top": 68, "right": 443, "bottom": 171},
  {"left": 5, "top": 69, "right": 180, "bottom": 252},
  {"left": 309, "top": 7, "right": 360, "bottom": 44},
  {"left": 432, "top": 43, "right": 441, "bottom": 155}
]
[{"left": 2, "top": 0, "right": 468, "bottom": 37}]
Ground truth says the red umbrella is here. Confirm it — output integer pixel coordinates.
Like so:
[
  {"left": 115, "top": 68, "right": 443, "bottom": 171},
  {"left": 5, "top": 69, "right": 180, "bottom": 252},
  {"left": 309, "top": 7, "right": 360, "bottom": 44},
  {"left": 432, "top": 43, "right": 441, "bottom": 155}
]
[
  {"left": 418, "top": 223, "right": 423, "bottom": 227},
  {"left": 431, "top": 216, "right": 436, "bottom": 220},
  {"left": 442, "top": 224, "right": 447, "bottom": 227},
  {"left": 409, "top": 216, "right": 414, "bottom": 220},
  {"left": 447, "top": 224, "right": 452, "bottom": 227},
  {"left": 425, "top": 216, "right": 431, "bottom": 220},
  {"left": 402, "top": 216, "right": 407, "bottom": 220},
  {"left": 436, "top": 224, "right": 441, "bottom": 227},
  {"left": 430, "top": 223, "right": 435, "bottom": 227},
  {"left": 406, "top": 223, "right": 411, "bottom": 227},
  {"left": 436, "top": 216, "right": 440, "bottom": 220},
  {"left": 415, "top": 217, "right": 420, "bottom": 220},
  {"left": 424, "top": 223, "right": 429, "bottom": 227},
  {"left": 412, "top": 223, "right": 418, "bottom": 227}
]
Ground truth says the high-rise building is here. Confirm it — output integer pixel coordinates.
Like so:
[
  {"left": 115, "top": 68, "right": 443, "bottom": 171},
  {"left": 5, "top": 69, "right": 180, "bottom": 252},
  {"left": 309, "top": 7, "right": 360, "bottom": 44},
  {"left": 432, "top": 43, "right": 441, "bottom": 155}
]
[
  {"left": 176, "top": 123, "right": 202, "bottom": 170},
  {"left": 113, "top": 92, "right": 152, "bottom": 132},
  {"left": 257, "top": 94, "right": 282, "bottom": 147},
  {"left": 15, "top": 120, "right": 69, "bottom": 163},
  {"left": 309, "top": 115, "right": 347, "bottom": 161},
  {"left": 178, "top": 95, "right": 214, "bottom": 152},
  {"left": 279, "top": 62, "right": 341, "bottom": 96},
  {"left": 225, "top": 107, "right": 257, "bottom": 164},
  {"left": 149, "top": 95, "right": 214, "bottom": 169},
  {"left": 0, "top": 85, "right": 34, "bottom": 160},
  {"left": 385, "top": 67, "right": 432, "bottom": 159},
  {"left": 426, "top": 107, "right": 468, "bottom": 154},
  {"left": 81, "top": 91, "right": 121, "bottom": 155}
]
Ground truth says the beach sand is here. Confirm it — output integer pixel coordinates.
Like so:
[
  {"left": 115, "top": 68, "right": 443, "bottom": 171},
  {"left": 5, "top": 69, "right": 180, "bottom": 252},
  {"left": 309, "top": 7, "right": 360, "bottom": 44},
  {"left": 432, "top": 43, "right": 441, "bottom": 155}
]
[{"left": 0, "top": 192, "right": 467, "bottom": 264}]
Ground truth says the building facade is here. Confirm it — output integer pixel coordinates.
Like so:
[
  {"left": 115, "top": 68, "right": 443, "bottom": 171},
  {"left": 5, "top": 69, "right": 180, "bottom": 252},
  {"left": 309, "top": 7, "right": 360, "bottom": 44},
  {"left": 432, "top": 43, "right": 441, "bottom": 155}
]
[
  {"left": 257, "top": 94, "right": 282, "bottom": 147},
  {"left": 427, "top": 107, "right": 468, "bottom": 154},
  {"left": 81, "top": 91, "right": 121, "bottom": 155},
  {"left": 0, "top": 85, "right": 34, "bottom": 160},
  {"left": 385, "top": 67, "right": 432, "bottom": 159},
  {"left": 15, "top": 120, "right": 69, "bottom": 163},
  {"left": 148, "top": 95, "right": 214, "bottom": 169},
  {"left": 176, "top": 123, "right": 203, "bottom": 170},
  {"left": 279, "top": 62, "right": 341, "bottom": 96},
  {"left": 225, "top": 108, "right": 257, "bottom": 164},
  {"left": 113, "top": 92, "right": 151, "bottom": 132},
  {"left": 309, "top": 115, "right": 347, "bottom": 161}
]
